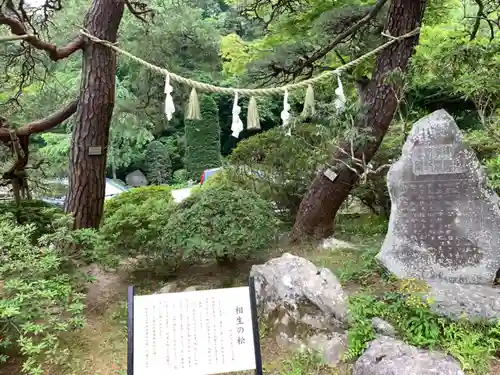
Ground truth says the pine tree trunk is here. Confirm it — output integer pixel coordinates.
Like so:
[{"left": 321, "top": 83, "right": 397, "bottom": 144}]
[
  {"left": 65, "top": 0, "right": 124, "bottom": 229},
  {"left": 290, "top": 0, "right": 427, "bottom": 242}
]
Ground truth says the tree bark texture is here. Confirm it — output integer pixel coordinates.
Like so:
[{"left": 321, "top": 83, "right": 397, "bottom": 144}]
[
  {"left": 290, "top": 0, "right": 427, "bottom": 242},
  {"left": 65, "top": 0, "right": 124, "bottom": 229}
]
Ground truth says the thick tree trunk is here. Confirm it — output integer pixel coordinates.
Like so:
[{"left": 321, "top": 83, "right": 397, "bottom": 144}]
[
  {"left": 65, "top": 0, "right": 124, "bottom": 229},
  {"left": 290, "top": 0, "right": 427, "bottom": 242}
]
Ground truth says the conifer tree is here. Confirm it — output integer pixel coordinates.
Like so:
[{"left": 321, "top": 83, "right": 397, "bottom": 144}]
[{"left": 185, "top": 95, "right": 222, "bottom": 181}]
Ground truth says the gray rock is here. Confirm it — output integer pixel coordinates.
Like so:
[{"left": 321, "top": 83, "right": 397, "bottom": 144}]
[
  {"left": 371, "top": 318, "right": 396, "bottom": 337},
  {"left": 250, "top": 253, "right": 347, "bottom": 359},
  {"left": 353, "top": 336, "right": 464, "bottom": 375},
  {"left": 306, "top": 333, "right": 346, "bottom": 365},
  {"left": 156, "top": 282, "right": 177, "bottom": 294},
  {"left": 320, "top": 237, "right": 356, "bottom": 250},
  {"left": 125, "top": 170, "right": 148, "bottom": 187},
  {"left": 276, "top": 332, "right": 346, "bottom": 366},
  {"left": 250, "top": 253, "right": 347, "bottom": 325},
  {"left": 426, "top": 280, "right": 500, "bottom": 322},
  {"left": 378, "top": 109, "right": 500, "bottom": 284},
  {"left": 183, "top": 285, "right": 201, "bottom": 292}
]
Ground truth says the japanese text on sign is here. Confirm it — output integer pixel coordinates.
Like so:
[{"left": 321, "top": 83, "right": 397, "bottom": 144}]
[{"left": 133, "top": 287, "right": 256, "bottom": 375}]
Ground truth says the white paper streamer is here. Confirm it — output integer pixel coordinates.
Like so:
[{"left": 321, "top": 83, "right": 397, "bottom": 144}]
[
  {"left": 334, "top": 73, "right": 346, "bottom": 113},
  {"left": 281, "top": 89, "right": 291, "bottom": 126},
  {"left": 164, "top": 74, "right": 175, "bottom": 121},
  {"left": 231, "top": 91, "right": 244, "bottom": 138}
]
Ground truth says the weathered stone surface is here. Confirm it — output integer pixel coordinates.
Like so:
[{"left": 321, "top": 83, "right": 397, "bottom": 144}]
[
  {"left": 156, "top": 282, "right": 177, "bottom": 294},
  {"left": 353, "top": 336, "right": 464, "bottom": 375},
  {"left": 371, "top": 317, "right": 396, "bottom": 337},
  {"left": 250, "top": 253, "right": 346, "bottom": 324},
  {"left": 426, "top": 281, "right": 500, "bottom": 322},
  {"left": 276, "top": 331, "right": 346, "bottom": 366},
  {"left": 320, "top": 237, "right": 356, "bottom": 251},
  {"left": 378, "top": 109, "right": 500, "bottom": 284},
  {"left": 250, "top": 254, "right": 347, "bottom": 360},
  {"left": 125, "top": 170, "right": 148, "bottom": 187}
]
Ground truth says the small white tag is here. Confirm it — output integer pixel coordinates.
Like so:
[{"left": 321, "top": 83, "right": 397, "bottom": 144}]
[{"left": 324, "top": 168, "right": 338, "bottom": 182}]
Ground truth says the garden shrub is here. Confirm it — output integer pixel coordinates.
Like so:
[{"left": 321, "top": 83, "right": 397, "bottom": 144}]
[
  {"left": 103, "top": 185, "right": 172, "bottom": 218},
  {"left": 184, "top": 94, "right": 222, "bottom": 181},
  {"left": 0, "top": 213, "right": 104, "bottom": 375},
  {"left": 0, "top": 199, "right": 64, "bottom": 241},
  {"left": 464, "top": 128, "right": 500, "bottom": 195},
  {"left": 101, "top": 189, "right": 174, "bottom": 257},
  {"left": 229, "top": 124, "right": 329, "bottom": 222},
  {"left": 172, "top": 169, "right": 187, "bottom": 184},
  {"left": 159, "top": 183, "right": 280, "bottom": 265},
  {"left": 143, "top": 140, "right": 172, "bottom": 185}
]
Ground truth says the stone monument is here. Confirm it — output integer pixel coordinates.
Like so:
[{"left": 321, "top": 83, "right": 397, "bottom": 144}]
[{"left": 377, "top": 109, "right": 500, "bottom": 284}]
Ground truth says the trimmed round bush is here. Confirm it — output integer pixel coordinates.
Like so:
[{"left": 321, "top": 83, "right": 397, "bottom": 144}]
[
  {"left": 104, "top": 185, "right": 173, "bottom": 218},
  {"left": 159, "top": 183, "right": 280, "bottom": 264},
  {"left": 101, "top": 186, "right": 175, "bottom": 255},
  {"left": 101, "top": 197, "right": 173, "bottom": 255}
]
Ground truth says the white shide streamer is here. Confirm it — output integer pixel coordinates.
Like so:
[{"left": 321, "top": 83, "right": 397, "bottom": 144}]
[
  {"left": 334, "top": 73, "right": 346, "bottom": 113},
  {"left": 231, "top": 91, "right": 244, "bottom": 138},
  {"left": 164, "top": 74, "right": 175, "bottom": 120}
]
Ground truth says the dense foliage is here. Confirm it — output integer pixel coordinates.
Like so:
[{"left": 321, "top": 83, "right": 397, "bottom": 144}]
[
  {"left": 143, "top": 140, "right": 173, "bottom": 185},
  {"left": 0, "top": 200, "right": 65, "bottom": 240},
  {"left": 101, "top": 182, "right": 279, "bottom": 273},
  {"left": 184, "top": 95, "right": 222, "bottom": 181},
  {"left": 227, "top": 123, "right": 329, "bottom": 221},
  {"left": 103, "top": 185, "right": 173, "bottom": 218},
  {"left": 0, "top": 212, "right": 105, "bottom": 375},
  {"left": 160, "top": 182, "right": 280, "bottom": 265}
]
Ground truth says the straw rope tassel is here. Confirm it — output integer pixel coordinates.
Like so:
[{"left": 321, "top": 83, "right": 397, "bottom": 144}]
[
  {"left": 301, "top": 85, "right": 315, "bottom": 117},
  {"left": 247, "top": 96, "right": 260, "bottom": 129},
  {"left": 334, "top": 73, "right": 346, "bottom": 113},
  {"left": 185, "top": 87, "right": 201, "bottom": 120},
  {"left": 164, "top": 74, "right": 175, "bottom": 121},
  {"left": 231, "top": 91, "right": 244, "bottom": 138}
]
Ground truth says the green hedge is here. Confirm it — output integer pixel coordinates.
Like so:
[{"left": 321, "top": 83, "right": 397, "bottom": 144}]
[{"left": 184, "top": 94, "right": 222, "bottom": 181}]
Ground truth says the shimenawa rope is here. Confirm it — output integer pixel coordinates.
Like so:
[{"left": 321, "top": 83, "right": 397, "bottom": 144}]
[{"left": 78, "top": 28, "right": 420, "bottom": 97}]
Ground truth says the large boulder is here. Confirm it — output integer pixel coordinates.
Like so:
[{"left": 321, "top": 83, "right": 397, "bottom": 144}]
[
  {"left": 250, "top": 253, "right": 347, "bottom": 365},
  {"left": 353, "top": 336, "right": 464, "bottom": 375},
  {"left": 125, "top": 170, "right": 148, "bottom": 187},
  {"left": 378, "top": 109, "right": 500, "bottom": 284}
]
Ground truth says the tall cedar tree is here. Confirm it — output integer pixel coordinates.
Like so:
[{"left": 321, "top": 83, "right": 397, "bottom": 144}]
[
  {"left": 185, "top": 95, "right": 222, "bottom": 181},
  {"left": 290, "top": 0, "right": 428, "bottom": 242}
]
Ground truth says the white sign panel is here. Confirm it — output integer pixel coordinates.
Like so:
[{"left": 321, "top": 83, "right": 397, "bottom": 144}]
[{"left": 133, "top": 287, "right": 256, "bottom": 375}]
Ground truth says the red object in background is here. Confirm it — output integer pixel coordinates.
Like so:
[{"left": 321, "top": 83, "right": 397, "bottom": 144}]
[{"left": 200, "top": 171, "right": 205, "bottom": 185}]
